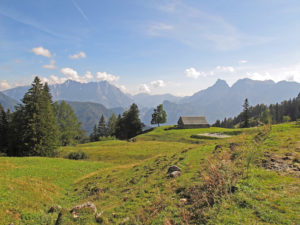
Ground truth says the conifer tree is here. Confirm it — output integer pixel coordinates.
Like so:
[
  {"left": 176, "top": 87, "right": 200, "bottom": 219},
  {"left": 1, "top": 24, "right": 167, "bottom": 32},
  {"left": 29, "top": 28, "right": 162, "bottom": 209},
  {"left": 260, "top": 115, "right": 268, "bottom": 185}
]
[
  {"left": 107, "top": 113, "right": 117, "bottom": 136},
  {"left": 151, "top": 104, "right": 167, "bottom": 127},
  {"left": 14, "top": 77, "right": 59, "bottom": 156},
  {"left": 0, "top": 104, "right": 9, "bottom": 154},
  {"left": 116, "top": 103, "right": 144, "bottom": 139},
  {"left": 115, "top": 114, "right": 123, "bottom": 139},
  {"left": 89, "top": 124, "right": 99, "bottom": 142},
  {"left": 242, "top": 98, "right": 249, "bottom": 128},
  {"left": 97, "top": 114, "right": 107, "bottom": 137}
]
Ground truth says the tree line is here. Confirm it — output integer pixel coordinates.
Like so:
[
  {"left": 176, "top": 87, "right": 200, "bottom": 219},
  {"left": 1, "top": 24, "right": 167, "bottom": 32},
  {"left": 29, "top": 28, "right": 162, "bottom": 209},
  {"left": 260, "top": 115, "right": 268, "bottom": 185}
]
[
  {"left": 214, "top": 93, "right": 300, "bottom": 128},
  {"left": 90, "top": 104, "right": 167, "bottom": 141},
  {"left": 0, "top": 77, "right": 85, "bottom": 157},
  {"left": 0, "top": 76, "right": 168, "bottom": 156},
  {"left": 89, "top": 103, "right": 145, "bottom": 141}
]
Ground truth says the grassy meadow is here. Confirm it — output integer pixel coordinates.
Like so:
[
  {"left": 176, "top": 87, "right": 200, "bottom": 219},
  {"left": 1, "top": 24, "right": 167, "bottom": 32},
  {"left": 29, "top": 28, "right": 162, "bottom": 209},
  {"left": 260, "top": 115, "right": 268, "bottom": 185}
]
[{"left": 0, "top": 124, "right": 299, "bottom": 224}]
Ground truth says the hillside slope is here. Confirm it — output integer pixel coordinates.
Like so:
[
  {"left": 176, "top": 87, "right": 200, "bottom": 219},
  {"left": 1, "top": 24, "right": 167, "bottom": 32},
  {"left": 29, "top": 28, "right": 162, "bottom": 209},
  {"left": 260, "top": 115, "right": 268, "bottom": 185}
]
[
  {"left": 63, "top": 101, "right": 116, "bottom": 134},
  {"left": 0, "top": 92, "right": 19, "bottom": 111},
  {"left": 0, "top": 123, "right": 299, "bottom": 224}
]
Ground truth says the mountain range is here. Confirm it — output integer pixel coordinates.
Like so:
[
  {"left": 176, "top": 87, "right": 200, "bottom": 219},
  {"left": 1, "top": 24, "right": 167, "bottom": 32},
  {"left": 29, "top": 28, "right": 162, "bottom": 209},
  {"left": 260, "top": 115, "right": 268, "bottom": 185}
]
[
  {"left": 2, "top": 78, "right": 300, "bottom": 133},
  {"left": 161, "top": 78, "right": 300, "bottom": 124},
  {"left": 0, "top": 92, "right": 19, "bottom": 111}
]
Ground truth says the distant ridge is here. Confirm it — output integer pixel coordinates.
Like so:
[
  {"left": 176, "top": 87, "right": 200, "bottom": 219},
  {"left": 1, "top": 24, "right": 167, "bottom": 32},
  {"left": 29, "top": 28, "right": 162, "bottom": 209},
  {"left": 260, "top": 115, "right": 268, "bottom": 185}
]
[
  {"left": 4, "top": 78, "right": 300, "bottom": 128},
  {"left": 62, "top": 101, "right": 116, "bottom": 134},
  {"left": 156, "top": 78, "right": 300, "bottom": 125},
  {"left": 4, "top": 80, "right": 133, "bottom": 108},
  {"left": 0, "top": 92, "right": 19, "bottom": 111}
]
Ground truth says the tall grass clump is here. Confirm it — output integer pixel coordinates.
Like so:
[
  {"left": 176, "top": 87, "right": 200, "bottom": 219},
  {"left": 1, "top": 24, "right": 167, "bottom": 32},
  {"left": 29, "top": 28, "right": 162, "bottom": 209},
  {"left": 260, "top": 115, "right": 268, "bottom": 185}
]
[{"left": 67, "top": 151, "right": 88, "bottom": 160}]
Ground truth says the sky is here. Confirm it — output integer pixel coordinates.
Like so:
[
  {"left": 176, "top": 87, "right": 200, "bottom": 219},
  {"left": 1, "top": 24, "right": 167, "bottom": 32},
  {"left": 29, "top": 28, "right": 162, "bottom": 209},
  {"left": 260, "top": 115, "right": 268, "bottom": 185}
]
[{"left": 1, "top": 0, "right": 300, "bottom": 96}]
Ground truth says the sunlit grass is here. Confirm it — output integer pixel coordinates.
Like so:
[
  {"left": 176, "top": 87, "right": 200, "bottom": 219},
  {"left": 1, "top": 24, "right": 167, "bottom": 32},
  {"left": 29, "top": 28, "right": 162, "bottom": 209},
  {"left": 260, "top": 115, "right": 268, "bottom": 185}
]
[{"left": 0, "top": 123, "right": 299, "bottom": 224}]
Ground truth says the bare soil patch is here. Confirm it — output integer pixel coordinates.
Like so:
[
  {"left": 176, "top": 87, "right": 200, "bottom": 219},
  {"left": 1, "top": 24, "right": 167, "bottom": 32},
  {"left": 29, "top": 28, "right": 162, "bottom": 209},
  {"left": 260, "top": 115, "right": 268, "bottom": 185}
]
[{"left": 198, "top": 133, "right": 231, "bottom": 138}]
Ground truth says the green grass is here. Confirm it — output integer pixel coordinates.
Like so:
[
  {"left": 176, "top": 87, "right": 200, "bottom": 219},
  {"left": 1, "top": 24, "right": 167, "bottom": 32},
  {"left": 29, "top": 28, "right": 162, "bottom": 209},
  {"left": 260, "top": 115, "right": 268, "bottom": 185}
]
[{"left": 0, "top": 123, "right": 299, "bottom": 224}]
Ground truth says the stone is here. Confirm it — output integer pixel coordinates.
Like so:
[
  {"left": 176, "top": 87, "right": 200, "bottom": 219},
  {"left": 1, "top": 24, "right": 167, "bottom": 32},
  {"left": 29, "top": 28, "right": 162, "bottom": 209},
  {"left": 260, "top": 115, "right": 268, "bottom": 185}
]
[
  {"left": 214, "top": 145, "right": 222, "bottom": 151},
  {"left": 48, "top": 205, "right": 62, "bottom": 213},
  {"left": 180, "top": 198, "right": 187, "bottom": 204},
  {"left": 120, "top": 217, "right": 130, "bottom": 224},
  {"left": 170, "top": 171, "right": 181, "bottom": 178},
  {"left": 167, "top": 165, "right": 181, "bottom": 174},
  {"left": 70, "top": 202, "right": 97, "bottom": 218},
  {"left": 95, "top": 211, "right": 104, "bottom": 223}
]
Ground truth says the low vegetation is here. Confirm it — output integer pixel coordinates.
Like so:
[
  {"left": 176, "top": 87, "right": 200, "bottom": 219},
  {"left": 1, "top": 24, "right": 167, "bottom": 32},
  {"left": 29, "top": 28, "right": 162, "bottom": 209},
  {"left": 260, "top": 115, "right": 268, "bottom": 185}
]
[{"left": 0, "top": 122, "right": 299, "bottom": 224}]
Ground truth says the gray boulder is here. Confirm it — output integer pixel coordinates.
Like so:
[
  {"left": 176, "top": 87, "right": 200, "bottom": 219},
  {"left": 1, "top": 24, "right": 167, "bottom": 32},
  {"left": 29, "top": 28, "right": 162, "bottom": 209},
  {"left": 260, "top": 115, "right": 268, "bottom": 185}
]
[{"left": 167, "top": 165, "right": 181, "bottom": 174}]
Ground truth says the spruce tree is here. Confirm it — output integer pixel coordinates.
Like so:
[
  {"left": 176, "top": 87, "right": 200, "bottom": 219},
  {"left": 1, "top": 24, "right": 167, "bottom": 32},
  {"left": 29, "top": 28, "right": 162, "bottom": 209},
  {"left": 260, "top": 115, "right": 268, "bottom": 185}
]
[
  {"left": 90, "top": 124, "right": 99, "bottom": 142},
  {"left": 18, "top": 77, "right": 59, "bottom": 156},
  {"left": 97, "top": 114, "right": 107, "bottom": 137},
  {"left": 242, "top": 98, "right": 249, "bottom": 128},
  {"left": 151, "top": 104, "right": 167, "bottom": 127},
  {"left": 0, "top": 104, "right": 9, "bottom": 155},
  {"left": 107, "top": 113, "right": 117, "bottom": 136},
  {"left": 115, "top": 114, "right": 123, "bottom": 139}
]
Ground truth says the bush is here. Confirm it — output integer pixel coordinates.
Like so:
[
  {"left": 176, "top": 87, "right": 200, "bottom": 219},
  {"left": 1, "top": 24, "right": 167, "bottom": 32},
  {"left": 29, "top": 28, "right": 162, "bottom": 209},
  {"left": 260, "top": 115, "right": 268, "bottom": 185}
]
[
  {"left": 99, "top": 136, "right": 116, "bottom": 141},
  {"left": 67, "top": 151, "right": 88, "bottom": 160},
  {"left": 183, "top": 150, "right": 243, "bottom": 224}
]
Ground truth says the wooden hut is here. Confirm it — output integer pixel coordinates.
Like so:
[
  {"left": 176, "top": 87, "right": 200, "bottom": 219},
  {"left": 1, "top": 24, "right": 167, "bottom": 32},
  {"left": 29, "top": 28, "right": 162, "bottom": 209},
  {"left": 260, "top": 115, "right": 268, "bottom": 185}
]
[{"left": 177, "top": 116, "right": 210, "bottom": 129}]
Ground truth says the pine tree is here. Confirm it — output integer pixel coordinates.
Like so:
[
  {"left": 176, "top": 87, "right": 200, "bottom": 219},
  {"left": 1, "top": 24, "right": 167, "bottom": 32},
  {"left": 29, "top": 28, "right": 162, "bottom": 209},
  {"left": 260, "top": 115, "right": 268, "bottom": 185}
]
[
  {"left": 89, "top": 125, "right": 99, "bottom": 142},
  {"left": 242, "top": 98, "right": 249, "bottom": 128},
  {"left": 115, "top": 114, "right": 123, "bottom": 139},
  {"left": 14, "top": 77, "right": 59, "bottom": 156},
  {"left": 0, "top": 104, "right": 9, "bottom": 155},
  {"left": 151, "top": 104, "right": 167, "bottom": 127},
  {"left": 97, "top": 114, "right": 107, "bottom": 137},
  {"left": 107, "top": 114, "right": 117, "bottom": 136},
  {"left": 53, "top": 101, "right": 82, "bottom": 146}
]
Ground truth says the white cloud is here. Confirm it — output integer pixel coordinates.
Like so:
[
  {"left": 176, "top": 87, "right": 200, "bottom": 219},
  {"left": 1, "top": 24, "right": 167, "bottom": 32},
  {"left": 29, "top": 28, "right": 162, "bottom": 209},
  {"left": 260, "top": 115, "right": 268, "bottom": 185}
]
[
  {"left": 246, "top": 72, "right": 273, "bottom": 81},
  {"left": 0, "top": 80, "right": 11, "bottom": 90},
  {"left": 138, "top": 84, "right": 151, "bottom": 93},
  {"left": 239, "top": 60, "right": 248, "bottom": 64},
  {"left": 185, "top": 65, "right": 236, "bottom": 79},
  {"left": 242, "top": 62, "right": 300, "bottom": 83},
  {"left": 151, "top": 80, "right": 165, "bottom": 88},
  {"left": 42, "top": 59, "right": 56, "bottom": 69},
  {"left": 184, "top": 67, "right": 206, "bottom": 79},
  {"left": 41, "top": 75, "right": 68, "bottom": 85},
  {"left": 31, "top": 46, "right": 52, "bottom": 58},
  {"left": 83, "top": 71, "right": 93, "bottom": 80},
  {"left": 96, "top": 72, "right": 119, "bottom": 82},
  {"left": 115, "top": 84, "right": 128, "bottom": 93},
  {"left": 60, "top": 67, "right": 80, "bottom": 80},
  {"left": 215, "top": 66, "right": 235, "bottom": 73},
  {"left": 69, "top": 51, "right": 86, "bottom": 59},
  {"left": 59, "top": 68, "right": 94, "bottom": 83}
]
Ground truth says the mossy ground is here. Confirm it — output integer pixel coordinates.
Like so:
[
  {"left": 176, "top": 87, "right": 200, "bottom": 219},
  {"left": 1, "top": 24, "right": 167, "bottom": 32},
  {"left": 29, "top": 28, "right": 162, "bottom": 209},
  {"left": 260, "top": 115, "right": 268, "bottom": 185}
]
[{"left": 0, "top": 124, "right": 299, "bottom": 224}]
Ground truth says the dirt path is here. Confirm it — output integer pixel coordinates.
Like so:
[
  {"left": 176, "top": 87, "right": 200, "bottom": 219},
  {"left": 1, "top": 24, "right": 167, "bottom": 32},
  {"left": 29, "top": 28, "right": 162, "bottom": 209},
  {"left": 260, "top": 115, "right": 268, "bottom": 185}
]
[{"left": 198, "top": 133, "right": 231, "bottom": 138}]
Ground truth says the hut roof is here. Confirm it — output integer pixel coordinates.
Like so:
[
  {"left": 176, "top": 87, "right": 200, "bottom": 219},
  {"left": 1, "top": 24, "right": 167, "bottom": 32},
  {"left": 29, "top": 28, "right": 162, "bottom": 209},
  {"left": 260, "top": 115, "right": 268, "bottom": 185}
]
[{"left": 179, "top": 116, "right": 208, "bottom": 125}]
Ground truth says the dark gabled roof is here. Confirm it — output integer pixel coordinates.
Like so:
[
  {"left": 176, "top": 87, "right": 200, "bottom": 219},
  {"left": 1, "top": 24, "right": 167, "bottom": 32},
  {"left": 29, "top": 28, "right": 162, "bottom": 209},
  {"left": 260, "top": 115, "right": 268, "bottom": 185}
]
[{"left": 179, "top": 116, "right": 208, "bottom": 125}]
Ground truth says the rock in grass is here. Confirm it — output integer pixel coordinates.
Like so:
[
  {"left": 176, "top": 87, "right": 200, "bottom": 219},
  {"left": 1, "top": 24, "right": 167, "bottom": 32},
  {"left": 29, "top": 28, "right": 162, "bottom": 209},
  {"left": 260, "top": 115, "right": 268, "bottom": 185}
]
[
  {"left": 167, "top": 165, "right": 181, "bottom": 174},
  {"left": 180, "top": 198, "right": 187, "bottom": 204},
  {"left": 48, "top": 205, "right": 62, "bottom": 213},
  {"left": 70, "top": 202, "right": 97, "bottom": 218},
  {"left": 170, "top": 171, "right": 181, "bottom": 178},
  {"left": 120, "top": 217, "right": 130, "bottom": 224},
  {"left": 95, "top": 211, "right": 104, "bottom": 223}
]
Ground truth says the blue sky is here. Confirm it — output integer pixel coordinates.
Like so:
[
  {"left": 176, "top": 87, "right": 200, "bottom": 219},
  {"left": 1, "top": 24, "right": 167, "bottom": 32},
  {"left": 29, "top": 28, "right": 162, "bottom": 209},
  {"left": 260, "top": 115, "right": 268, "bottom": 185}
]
[{"left": 0, "top": 0, "right": 300, "bottom": 96}]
